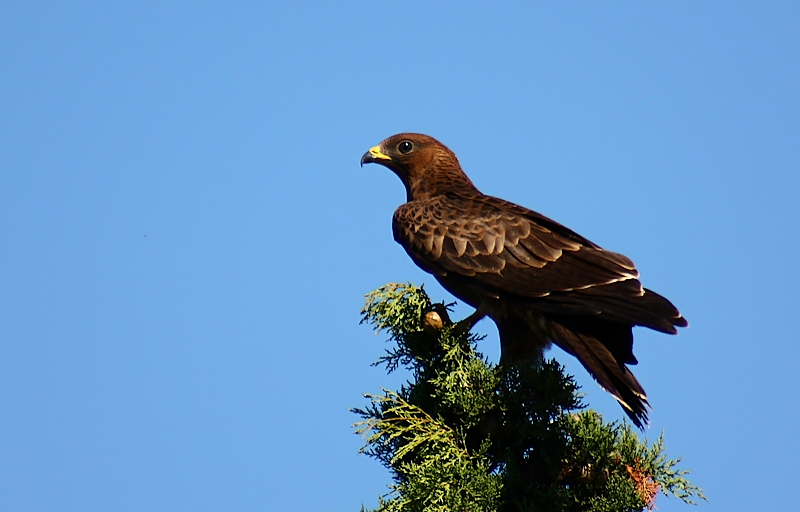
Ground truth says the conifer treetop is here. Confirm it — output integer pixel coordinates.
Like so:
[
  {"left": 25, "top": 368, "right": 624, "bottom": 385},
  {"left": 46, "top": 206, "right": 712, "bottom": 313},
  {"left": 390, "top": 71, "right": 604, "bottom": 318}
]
[{"left": 355, "top": 283, "right": 705, "bottom": 512}]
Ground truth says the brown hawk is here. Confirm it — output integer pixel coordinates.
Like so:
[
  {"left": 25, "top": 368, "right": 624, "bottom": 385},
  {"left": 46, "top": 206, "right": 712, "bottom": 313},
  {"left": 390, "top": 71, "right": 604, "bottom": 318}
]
[{"left": 361, "top": 133, "right": 687, "bottom": 428}]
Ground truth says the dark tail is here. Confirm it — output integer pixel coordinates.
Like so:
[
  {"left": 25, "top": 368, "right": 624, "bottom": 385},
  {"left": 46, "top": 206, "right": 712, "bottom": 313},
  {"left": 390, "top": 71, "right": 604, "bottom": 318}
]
[
  {"left": 547, "top": 318, "right": 649, "bottom": 428},
  {"left": 497, "top": 311, "right": 651, "bottom": 428}
]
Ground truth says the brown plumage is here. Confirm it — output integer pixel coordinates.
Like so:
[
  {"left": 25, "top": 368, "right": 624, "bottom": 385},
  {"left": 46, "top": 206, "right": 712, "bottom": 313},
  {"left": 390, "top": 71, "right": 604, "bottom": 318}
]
[{"left": 360, "top": 133, "right": 687, "bottom": 428}]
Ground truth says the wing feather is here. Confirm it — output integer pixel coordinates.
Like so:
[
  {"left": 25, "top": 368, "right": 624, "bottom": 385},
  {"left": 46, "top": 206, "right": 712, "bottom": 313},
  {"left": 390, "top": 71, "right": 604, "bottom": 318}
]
[{"left": 392, "top": 193, "right": 683, "bottom": 330}]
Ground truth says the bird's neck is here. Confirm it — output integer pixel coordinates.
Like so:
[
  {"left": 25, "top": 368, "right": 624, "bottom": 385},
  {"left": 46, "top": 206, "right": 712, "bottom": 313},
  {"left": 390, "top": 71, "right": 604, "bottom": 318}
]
[{"left": 405, "top": 164, "right": 479, "bottom": 202}]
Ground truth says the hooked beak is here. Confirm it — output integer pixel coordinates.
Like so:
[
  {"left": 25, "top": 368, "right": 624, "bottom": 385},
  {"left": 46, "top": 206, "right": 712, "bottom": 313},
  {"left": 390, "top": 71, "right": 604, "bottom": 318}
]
[{"left": 360, "top": 145, "right": 392, "bottom": 167}]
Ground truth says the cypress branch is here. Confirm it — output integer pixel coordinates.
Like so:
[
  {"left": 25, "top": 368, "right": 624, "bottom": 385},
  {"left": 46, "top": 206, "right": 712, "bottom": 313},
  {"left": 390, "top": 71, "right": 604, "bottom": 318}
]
[{"left": 355, "top": 283, "right": 705, "bottom": 512}]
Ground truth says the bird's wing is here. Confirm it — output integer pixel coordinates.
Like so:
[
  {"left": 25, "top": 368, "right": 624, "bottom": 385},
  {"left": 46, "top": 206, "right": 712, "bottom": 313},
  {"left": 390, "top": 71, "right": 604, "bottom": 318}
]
[{"left": 393, "top": 193, "right": 684, "bottom": 333}]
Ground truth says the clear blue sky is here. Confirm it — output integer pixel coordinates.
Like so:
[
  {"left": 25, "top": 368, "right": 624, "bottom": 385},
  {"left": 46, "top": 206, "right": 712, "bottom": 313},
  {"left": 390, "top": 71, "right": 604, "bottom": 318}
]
[{"left": 1, "top": 2, "right": 798, "bottom": 510}]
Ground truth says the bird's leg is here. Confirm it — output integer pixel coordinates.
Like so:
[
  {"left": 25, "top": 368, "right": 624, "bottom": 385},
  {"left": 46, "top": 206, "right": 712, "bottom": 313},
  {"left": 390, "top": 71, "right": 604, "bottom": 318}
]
[{"left": 457, "top": 305, "right": 488, "bottom": 333}]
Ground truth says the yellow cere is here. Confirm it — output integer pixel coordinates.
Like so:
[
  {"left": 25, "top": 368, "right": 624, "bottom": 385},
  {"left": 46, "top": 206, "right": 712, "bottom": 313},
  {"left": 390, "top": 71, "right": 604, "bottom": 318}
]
[{"left": 368, "top": 146, "right": 392, "bottom": 161}]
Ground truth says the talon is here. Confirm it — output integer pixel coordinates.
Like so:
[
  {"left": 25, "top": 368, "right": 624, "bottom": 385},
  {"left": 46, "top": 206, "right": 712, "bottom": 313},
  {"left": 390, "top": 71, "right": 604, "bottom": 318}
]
[{"left": 430, "top": 303, "right": 453, "bottom": 325}]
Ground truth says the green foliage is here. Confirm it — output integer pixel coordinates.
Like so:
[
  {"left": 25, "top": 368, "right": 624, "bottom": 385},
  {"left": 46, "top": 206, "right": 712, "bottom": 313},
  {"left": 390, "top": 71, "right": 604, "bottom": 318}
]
[{"left": 355, "top": 283, "right": 705, "bottom": 512}]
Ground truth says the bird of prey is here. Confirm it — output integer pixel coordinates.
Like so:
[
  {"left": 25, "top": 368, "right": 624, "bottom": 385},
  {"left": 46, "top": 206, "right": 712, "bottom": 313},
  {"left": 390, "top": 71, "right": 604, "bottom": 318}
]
[{"left": 361, "top": 133, "right": 687, "bottom": 428}]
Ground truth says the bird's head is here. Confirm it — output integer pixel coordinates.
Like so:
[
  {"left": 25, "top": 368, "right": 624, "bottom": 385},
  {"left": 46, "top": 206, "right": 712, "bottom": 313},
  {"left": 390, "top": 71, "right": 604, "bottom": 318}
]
[{"left": 360, "top": 133, "right": 476, "bottom": 201}]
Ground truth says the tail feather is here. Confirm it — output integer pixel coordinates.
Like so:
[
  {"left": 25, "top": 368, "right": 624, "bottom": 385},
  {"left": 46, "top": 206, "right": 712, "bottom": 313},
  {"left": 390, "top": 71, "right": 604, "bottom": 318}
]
[
  {"left": 547, "top": 320, "right": 650, "bottom": 428},
  {"left": 540, "top": 282, "right": 688, "bottom": 334},
  {"left": 496, "top": 310, "right": 651, "bottom": 428}
]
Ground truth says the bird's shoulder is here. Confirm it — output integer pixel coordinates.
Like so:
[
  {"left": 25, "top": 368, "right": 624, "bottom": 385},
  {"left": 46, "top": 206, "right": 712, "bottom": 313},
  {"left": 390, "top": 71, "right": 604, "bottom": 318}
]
[
  {"left": 392, "top": 191, "right": 638, "bottom": 287},
  {"left": 393, "top": 192, "right": 590, "bottom": 252},
  {"left": 392, "top": 192, "right": 590, "bottom": 266}
]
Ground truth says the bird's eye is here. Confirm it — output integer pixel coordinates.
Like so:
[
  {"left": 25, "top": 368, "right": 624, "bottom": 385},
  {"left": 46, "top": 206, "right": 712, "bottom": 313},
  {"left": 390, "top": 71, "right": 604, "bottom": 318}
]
[{"left": 398, "top": 141, "right": 413, "bottom": 154}]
